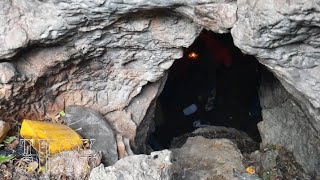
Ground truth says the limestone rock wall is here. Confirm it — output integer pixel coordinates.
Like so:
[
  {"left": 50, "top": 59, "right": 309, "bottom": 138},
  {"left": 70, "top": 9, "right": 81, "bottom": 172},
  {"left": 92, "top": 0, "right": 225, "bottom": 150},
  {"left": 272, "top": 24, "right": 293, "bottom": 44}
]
[
  {"left": 231, "top": 0, "right": 320, "bottom": 177},
  {"left": 0, "top": 0, "right": 320, "bottom": 177},
  {"left": 232, "top": 0, "right": 320, "bottom": 134},
  {"left": 258, "top": 69, "right": 320, "bottom": 177},
  {"left": 0, "top": 0, "right": 236, "bottom": 144}
]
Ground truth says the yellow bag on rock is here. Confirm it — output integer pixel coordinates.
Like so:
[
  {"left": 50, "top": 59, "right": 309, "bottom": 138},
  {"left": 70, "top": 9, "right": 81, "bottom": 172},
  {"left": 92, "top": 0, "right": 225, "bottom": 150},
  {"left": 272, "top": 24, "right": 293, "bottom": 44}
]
[{"left": 20, "top": 119, "right": 83, "bottom": 154}]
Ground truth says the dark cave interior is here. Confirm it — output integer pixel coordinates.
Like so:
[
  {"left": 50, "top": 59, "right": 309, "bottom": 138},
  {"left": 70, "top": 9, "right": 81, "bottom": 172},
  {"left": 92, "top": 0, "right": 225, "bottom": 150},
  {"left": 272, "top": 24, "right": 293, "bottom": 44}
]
[{"left": 150, "top": 30, "right": 263, "bottom": 149}]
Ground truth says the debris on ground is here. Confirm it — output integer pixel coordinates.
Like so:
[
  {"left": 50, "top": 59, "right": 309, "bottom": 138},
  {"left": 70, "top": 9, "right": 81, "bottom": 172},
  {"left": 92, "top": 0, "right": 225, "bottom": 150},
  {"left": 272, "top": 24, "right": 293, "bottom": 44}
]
[
  {"left": 89, "top": 149, "right": 172, "bottom": 180},
  {"left": 233, "top": 169, "right": 262, "bottom": 180},
  {"left": 20, "top": 119, "right": 83, "bottom": 154},
  {"left": 0, "top": 120, "right": 10, "bottom": 143},
  {"left": 49, "top": 150, "right": 102, "bottom": 179},
  {"left": 170, "top": 126, "right": 259, "bottom": 153},
  {"left": 171, "top": 136, "right": 245, "bottom": 180},
  {"left": 242, "top": 145, "right": 312, "bottom": 180},
  {"left": 0, "top": 155, "right": 14, "bottom": 164},
  {"left": 64, "top": 105, "right": 118, "bottom": 165}
]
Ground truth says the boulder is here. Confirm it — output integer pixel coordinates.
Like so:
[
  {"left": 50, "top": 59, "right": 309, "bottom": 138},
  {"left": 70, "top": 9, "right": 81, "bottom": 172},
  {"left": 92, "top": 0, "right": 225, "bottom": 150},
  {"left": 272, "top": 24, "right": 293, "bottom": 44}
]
[
  {"left": 171, "top": 136, "right": 245, "bottom": 180},
  {"left": 89, "top": 149, "right": 172, "bottom": 180},
  {"left": 170, "top": 126, "right": 259, "bottom": 153},
  {"left": 64, "top": 106, "right": 118, "bottom": 165}
]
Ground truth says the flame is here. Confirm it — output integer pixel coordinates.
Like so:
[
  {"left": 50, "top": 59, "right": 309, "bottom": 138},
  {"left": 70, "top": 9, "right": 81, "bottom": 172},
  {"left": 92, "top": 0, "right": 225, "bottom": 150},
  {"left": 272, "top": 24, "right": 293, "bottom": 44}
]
[{"left": 187, "top": 52, "right": 199, "bottom": 60}]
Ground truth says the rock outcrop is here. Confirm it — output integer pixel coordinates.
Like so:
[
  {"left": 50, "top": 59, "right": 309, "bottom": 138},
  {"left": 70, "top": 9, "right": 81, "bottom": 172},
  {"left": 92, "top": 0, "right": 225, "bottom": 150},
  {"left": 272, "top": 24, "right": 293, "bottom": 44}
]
[
  {"left": 0, "top": 0, "right": 236, "bottom": 151},
  {"left": 171, "top": 136, "right": 245, "bottom": 180},
  {"left": 231, "top": 0, "right": 320, "bottom": 177},
  {"left": 257, "top": 69, "right": 320, "bottom": 178},
  {"left": 0, "top": 0, "right": 320, "bottom": 178},
  {"left": 89, "top": 149, "right": 172, "bottom": 180}
]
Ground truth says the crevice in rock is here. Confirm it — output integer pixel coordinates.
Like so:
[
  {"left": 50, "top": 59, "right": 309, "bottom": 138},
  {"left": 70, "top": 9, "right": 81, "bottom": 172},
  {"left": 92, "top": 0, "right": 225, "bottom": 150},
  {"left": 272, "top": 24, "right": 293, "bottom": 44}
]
[{"left": 149, "top": 30, "right": 263, "bottom": 151}]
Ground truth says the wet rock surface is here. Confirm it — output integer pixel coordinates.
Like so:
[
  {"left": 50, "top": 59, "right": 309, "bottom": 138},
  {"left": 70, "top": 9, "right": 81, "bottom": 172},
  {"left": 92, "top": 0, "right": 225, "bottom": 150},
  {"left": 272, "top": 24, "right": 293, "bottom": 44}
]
[
  {"left": 64, "top": 105, "right": 118, "bottom": 165},
  {"left": 171, "top": 136, "right": 245, "bottom": 180},
  {"left": 89, "top": 149, "right": 172, "bottom": 180}
]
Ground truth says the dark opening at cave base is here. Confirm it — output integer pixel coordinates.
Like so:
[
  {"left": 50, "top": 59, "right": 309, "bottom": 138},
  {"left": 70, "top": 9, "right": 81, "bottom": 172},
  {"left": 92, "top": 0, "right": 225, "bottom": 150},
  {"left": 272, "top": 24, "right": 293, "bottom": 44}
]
[{"left": 151, "top": 30, "right": 263, "bottom": 150}]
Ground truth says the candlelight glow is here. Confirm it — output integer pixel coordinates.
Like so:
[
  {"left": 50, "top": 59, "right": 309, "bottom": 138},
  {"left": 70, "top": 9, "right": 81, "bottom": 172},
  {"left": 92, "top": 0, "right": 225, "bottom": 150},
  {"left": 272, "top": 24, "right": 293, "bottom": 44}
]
[{"left": 187, "top": 52, "right": 199, "bottom": 60}]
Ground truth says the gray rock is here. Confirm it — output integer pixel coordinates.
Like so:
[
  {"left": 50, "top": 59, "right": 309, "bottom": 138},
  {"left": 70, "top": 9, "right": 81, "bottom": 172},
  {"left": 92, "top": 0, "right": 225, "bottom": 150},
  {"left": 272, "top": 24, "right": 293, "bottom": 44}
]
[
  {"left": 0, "top": 1, "right": 319, "bottom": 179},
  {"left": 258, "top": 69, "right": 320, "bottom": 178},
  {"left": 171, "top": 136, "right": 245, "bottom": 180},
  {"left": 232, "top": 2, "right": 320, "bottom": 177},
  {"left": 232, "top": 0, "right": 320, "bottom": 111},
  {"left": 0, "top": 120, "right": 10, "bottom": 143},
  {"left": 170, "top": 126, "right": 259, "bottom": 153},
  {"left": 89, "top": 149, "right": 172, "bottom": 180},
  {"left": 64, "top": 105, "right": 118, "bottom": 166},
  {"left": 0, "top": 63, "right": 16, "bottom": 84}
]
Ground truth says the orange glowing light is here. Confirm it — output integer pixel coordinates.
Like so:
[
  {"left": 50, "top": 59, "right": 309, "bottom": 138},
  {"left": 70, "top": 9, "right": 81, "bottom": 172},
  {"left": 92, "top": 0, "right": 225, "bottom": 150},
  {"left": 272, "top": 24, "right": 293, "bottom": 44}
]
[{"left": 188, "top": 52, "right": 199, "bottom": 60}]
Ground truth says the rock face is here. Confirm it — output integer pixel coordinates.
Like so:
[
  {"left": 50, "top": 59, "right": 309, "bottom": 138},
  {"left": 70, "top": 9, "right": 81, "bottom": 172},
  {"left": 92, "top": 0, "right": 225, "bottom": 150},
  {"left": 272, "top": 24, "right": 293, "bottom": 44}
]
[
  {"left": 0, "top": 0, "right": 320, "bottom": 178},
  {"left": 171, "top": 136, "right": 245, "bottom": 180},
  {"left": 0, "top": 0, "right": 236, "bottom": 152},
  {"left": 231, "top": 0, "right": 320, "bottom": 177},
  {"left": 89, "top": 149, "right": 172, "bottom": 180},
  {"left": 64, "top": 105, "right": 118, "bottom": 165},
  {"left": 258, "top": 69, "right": 320, "bottom": 178}
]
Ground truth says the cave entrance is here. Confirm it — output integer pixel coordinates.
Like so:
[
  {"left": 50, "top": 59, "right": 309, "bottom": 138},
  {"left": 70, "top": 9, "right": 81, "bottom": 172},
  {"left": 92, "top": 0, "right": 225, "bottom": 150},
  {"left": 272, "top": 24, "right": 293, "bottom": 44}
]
[{"left": 151, "top": 30, "right": 262, "bottom": 149}]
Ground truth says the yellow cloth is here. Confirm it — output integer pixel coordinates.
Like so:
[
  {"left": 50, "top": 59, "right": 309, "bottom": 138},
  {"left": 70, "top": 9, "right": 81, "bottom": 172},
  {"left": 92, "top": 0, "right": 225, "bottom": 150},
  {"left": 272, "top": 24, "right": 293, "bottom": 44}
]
[{"left": 20, "top": 119, "right": 83, "bottom": 154}]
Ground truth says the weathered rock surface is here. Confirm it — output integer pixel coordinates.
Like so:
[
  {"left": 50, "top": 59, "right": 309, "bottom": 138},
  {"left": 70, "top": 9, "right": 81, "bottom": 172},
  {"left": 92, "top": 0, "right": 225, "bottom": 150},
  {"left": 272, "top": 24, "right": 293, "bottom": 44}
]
[
  {"left": 48, "top": 150, "right": 101, "bottom": 180},
  {"left": 0, "top": 62, "right": 16, "bottom": 84},
  {"left": 0, "top": 120, "right": 10, "bottom": 142},
  {"left": 231, "top": 1, "right": 320, "bottom": 177},
  {"left": 232, "top": 0, "right": 320, "bottom": 112},
  {"left": 171, "top": 136, "right": 245, "bottom": 180},
  {"left": 0, "top": 0, "right": 237, "bottom": 60},
  {"left": 0, "top": 0, "right": 237, "bottom": 152},
  {"left": 89, "top": 149, "right": 172, "bottom": 180},
  {"left": 64, "top": 105, "right": 118, "bottom": 165},
  {"left": 258, "top": 69, "right": 320, "bottom": 178},
  {"left": 170, "top": 126, "right": 259, "bottom": 153},
  {"left": 0, "top": 0, "right": 320, "bottom": 178}
]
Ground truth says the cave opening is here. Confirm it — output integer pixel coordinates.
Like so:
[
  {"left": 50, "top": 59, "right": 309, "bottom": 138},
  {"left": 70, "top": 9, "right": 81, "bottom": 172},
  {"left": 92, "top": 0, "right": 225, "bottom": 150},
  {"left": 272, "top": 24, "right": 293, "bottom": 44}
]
[{"left": 150, "top": 30, "right": 263, "bottom": 150}]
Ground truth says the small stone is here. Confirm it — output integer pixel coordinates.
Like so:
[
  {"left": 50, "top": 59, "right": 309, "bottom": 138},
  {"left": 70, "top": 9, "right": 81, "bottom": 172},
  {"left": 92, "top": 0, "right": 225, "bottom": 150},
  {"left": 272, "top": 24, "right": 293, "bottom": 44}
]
[
  {"left": 0, "top": 63, "right": 16, "bottom": 84},
  {"left": 0, "top": 120, "right": 10, "bottom": 143}
]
